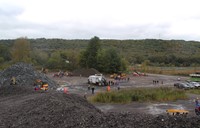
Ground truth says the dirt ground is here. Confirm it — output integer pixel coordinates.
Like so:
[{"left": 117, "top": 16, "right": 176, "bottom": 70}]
[
  {"left": 1, "top": 71, "right": 200, "bottom": 128},
  {"left": 47, "top": 73, "right": 197, "bottom": 116}
]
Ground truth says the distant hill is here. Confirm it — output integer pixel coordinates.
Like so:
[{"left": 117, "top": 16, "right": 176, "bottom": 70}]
[{"left": 1, "top": 38, "right": 200, "bottom": 66}]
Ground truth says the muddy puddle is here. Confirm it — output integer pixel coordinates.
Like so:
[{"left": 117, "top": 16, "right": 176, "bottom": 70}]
[{"left": 95, "top": 99, "right": 196, "bottom": 116}]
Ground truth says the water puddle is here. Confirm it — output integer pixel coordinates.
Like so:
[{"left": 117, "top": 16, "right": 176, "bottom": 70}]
[{"left": 146, "top": 103, "right": 185, "bottom": 115}]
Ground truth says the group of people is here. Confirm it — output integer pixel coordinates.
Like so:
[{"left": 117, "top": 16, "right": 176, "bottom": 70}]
[
  {"left": 153, "top": 80, "right": 163, "bottom": 85},
  {"left": 87, "top": 80, "right": 121, "bottom": 95}
]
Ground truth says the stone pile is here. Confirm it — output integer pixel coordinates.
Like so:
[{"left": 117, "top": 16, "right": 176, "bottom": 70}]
[
  {"left": 0, "top": 62, "right": 57, "bottom": 88},
  {"left": 0, "top": 88, "right": 200, "bottom": 128}
]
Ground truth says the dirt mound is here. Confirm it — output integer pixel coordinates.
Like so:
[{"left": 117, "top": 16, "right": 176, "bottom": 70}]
[
  {"left": 72, "top": 68, "right": 100, "bottom": 77},
  {"left": 0, "top": 62, "right": 57, "bottom": 88}
]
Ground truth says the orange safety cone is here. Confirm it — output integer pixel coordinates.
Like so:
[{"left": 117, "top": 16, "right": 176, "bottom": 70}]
[{"left": 64, "top": 87, "right": 68, "bottom": 94}]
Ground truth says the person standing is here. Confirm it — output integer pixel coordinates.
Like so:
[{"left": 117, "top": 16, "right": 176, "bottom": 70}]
[
  {"left": 195, "top": 97, "right": 200, "bottom": 107},
  {"left": 91, "top": 85, "right": 95, "bottom": 94},
  {"left": 84, "top": 92, "right": 87, "bottom": 99},
  {"left": 88, "top": 84, "right": 91, "bottom": 91},
  {"left": 117, "top": 85, "right": 120, "bottom": 90},
  {"left": 107, "top": 85, "right": 111, "bottom": 92}
]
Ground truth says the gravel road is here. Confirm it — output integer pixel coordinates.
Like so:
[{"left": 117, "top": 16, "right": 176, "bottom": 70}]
[{"left": 48, "top": 73, "right": 195, "bottom": 116}]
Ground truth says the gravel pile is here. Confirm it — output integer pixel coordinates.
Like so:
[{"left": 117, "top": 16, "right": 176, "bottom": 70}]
[
  {"left": 149, "top": 115, "right": 200, "bottom": 128},
  {"left": 0, "top": 62, "right": 57, "bottom": 88},
  {"left": 0, "top": 87, "right": 200, "bottom": 128},
  {"left": 0, "top": 85, "right": 35, "bottom": 97},
  {"left": 0, "top": 91, "right": 104, "bottom": 128}
]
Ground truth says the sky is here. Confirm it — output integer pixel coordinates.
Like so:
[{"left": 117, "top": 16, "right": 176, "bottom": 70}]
[{"left": 1, "top": 0, "right": 200, "bottom": 41}]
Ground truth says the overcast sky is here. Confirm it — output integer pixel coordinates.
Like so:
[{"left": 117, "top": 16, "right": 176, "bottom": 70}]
[{"left": 1, "top": 0, "right": 200, "bottom": 41}]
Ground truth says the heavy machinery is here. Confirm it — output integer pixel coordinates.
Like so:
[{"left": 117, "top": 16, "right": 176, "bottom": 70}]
[
  {"left": 34, "top": 79, "right": 48, "bottom": 91},
  {"left": 40, "top": 81, "right": 48, "bottom": 91},
  {"left": 88, "top": 74, "right": 106, "bottom": 86},
  {"left": 110, "top": 73, "right": 126, "bottom": 80},
  {"left": 166, "top": 109, "right": 189, "bottom": 116}
]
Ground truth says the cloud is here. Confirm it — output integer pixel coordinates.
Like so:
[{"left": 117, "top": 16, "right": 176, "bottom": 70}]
[{"left": 0, "top": 0, "right": 200, "bottom": 41}]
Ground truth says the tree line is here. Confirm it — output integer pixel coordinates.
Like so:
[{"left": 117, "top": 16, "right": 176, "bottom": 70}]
[
  {"left": 1, "top": 37, "right": 200, "bottom": 72},
  {"left": 0, "top": 37, "right": 126, "bottom": 73}
]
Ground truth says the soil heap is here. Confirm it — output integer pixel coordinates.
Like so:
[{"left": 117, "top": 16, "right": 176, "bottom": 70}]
[
  {"left": 0, "top": 62, "right": 57, "bottom": 88},
  {"left": 72, "top": 68, "right": 100, "bottom": 77}
]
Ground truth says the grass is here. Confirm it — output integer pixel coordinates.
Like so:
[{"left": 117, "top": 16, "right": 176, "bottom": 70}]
[
  {"left": 143, "top": 66, "right": 200, "bottom": 76},
  {"left": 89, "top": 87, "right": 188, "bottom": 103},
  {"left": 190, "top": 77, "right": 200, "bottom": 82},
  {"left": 186, "top": 89, "right": 200, "bottom": 95}
]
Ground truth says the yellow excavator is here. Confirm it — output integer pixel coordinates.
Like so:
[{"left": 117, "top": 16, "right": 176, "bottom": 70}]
[{"left": 34, "top": 79, "right": 48, "bottom": 91}]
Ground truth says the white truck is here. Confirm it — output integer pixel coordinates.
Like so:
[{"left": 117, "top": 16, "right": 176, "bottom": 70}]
[{"left": 88, "top": 74, "right": 106, "bottom": 86}]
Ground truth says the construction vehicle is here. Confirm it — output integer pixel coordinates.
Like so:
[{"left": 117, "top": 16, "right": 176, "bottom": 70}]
[
  {"left": 40, "top": 81, "right": 48, "bottom": 91},
  {"left": 53, "top": 71, "right": 64, "bottom": 78},
  {"left": 132, "top": 71, "right": 146, "bottom": 76},
  {"left": 166, "top": 109, "right": 189, "bottom": 116},
  {"left": 110, "top": 73, "right": 127, "bottom": 80},
  {"left": 34, "top": 79, "right": 48, "bottom": 91},
  {"left": 88, "top": 74, "right": 106, "bottom": 86}
]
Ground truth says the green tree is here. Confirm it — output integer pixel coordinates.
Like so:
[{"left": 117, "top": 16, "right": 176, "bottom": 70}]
[
  {"left": 60, "top": 50, "right": 79, "bottom": 71},
  {"left": 30, "top": 49, "right": 49, "bottom": 65},
  {"left": 97, "top": 48, "right": 122, "bottom": 73},
  {"left": 141, "top": 60, "right": 150, "bottom": 73},
  {"left": 10, "top": 37, "right": 31, "bottom": 63},
  {"left": 0, "top": 44, "right": 11, "bottom": 62},
  {"left": 79, "top": 36, "right": 101, "bottom": 69},
  {"left": 46, "top": 51, "right": 63, "bottom": 69}
]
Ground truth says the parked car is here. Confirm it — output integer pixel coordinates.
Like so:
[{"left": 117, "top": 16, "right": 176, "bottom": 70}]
[
  {"left": 175, "top": 82, "right": 190, "bottom": 89},
  {"left": 180, "top": 83, "right": 190, "bottom": 89},
  {"left": 186, "top": 82, "right": 196, "bottom": 89},
  {"left": 190, "top": 82, "right": 200, "bottom": 88},
  {"left": 174, "top": 83, "right": 181, "bottom": 88}
]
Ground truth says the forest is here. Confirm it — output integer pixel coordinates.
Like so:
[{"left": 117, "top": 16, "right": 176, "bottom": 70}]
[{"left": 0, "top": 37, "right": 200, "bottom": 73}]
